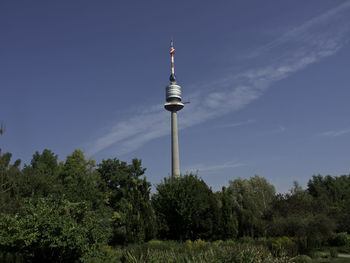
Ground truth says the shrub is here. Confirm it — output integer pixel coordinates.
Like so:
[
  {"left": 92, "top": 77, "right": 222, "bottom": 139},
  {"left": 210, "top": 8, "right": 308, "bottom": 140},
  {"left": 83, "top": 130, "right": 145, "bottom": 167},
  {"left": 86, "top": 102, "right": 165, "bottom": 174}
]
[
  {"left": 257, "top": 237, "right": 268, "bottom": 246},
  {"left": 330, "top": 247, "right": 338, "bottom": 258},
  {"left": 192, "top": 239, "right": 208, "bottom": 249},
  {"left": 147, "top": 239, "right": 163, "bottom": 246},
  {"left": 212, "top": 240, "right": 223, "bottom": 246},
  {"left": 223, "top": 239, "right": 236, "bottom": 246},
  {"left": 145, "top": 239, "right": 181, "bottom": 250},
  {"left": 267, "top": 236, "right": 298, "bottom": 257},
  {"left": 293, "top": 255, "right": 312, "bottom": 263},
  {"left": 185, "top": 240, "right": 192, "bottom": 249},
  {"left": 239, "top": 236, "right": 255, "bottom": 244},
  {"left": 306, "top": 250, "right": 320, "bottom": 259},
  {"left": 329, "top": 232, "right": 350, "bottom": 247},
  {"left": 83, "top": 247, "right": 123, "bottom": 263},
  {"left": 0, "top": 197, "right": 111, "bottom": 262}
]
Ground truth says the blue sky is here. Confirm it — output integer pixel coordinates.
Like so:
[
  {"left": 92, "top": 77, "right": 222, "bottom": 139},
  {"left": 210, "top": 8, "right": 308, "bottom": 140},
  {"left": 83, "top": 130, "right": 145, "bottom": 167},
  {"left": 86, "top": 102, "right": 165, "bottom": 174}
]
[{"left": 1, "top": 1, "right": 350, "bottom": 193}]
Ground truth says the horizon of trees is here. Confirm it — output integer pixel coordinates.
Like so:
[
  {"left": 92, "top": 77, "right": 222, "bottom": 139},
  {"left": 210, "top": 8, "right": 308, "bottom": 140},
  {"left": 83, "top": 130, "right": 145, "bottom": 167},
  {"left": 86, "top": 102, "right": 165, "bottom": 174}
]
[{"left": 1, "top": 147, "right": 350, "bottom": 262}]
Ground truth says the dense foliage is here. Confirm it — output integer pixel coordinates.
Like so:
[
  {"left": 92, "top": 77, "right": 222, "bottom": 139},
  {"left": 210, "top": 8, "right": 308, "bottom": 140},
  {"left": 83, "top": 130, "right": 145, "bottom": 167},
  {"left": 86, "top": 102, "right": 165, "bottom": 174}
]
[
  {"left": 152, "top": 174, "right": 219, "bottom": 241},
  {"left": 97, "top": 158, "right": 156, "bottom": 244},
  {"left": 1, "top": 147, "right": 350, "bottom": 262}
]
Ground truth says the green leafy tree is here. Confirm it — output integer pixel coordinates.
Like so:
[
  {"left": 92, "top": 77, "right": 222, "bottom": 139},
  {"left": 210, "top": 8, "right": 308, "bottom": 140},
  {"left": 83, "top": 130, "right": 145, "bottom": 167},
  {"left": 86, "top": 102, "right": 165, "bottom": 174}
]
[
  {"left": 267, "top": 183, "right": 335, "bottom": 251},
  {"left": 307, "top": 174, "right": 350, "bottom": 232},
  {"left": 97, "top": 158, "right": 155, "bottom": 244},
  {"left": 20, "top": 149, "right": 61, "bottom": 199},
  {"left": 59, "top": 150, "right": 105, "bottom": 209},
  {"left": 227, "top": 175, "right": 275, "bottom": 237},
  {"left": 216, "top": 186, "right": 239, "bottom": 240},
  {"left": 0, "top": 149, "right": 21, "bottom": 213},
  {"left": 152, "top": 174, "right": 219, "bottom": 241}
]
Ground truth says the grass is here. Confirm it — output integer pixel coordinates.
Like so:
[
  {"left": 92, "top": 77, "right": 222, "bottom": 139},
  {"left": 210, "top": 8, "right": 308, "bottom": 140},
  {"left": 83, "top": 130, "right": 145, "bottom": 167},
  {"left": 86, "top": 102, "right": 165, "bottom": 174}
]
[
  {"left": 84, "top": 240, "right": 350, "bottom": 263},
  {"left": 86, "top": 240, "right": 294, "bottom": 263}
]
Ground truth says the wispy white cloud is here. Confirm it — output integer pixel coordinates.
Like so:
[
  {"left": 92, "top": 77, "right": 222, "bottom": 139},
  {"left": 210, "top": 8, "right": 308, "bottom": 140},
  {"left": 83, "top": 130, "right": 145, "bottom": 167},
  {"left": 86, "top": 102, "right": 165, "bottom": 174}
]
[
  {"left": 319, "top": 128, "right": 350, "bottom": 137},
  {"left": 183, "top": 161, "right": 245, "bottom": 174},
  {"left": 278, "top": 126, "right": 286, "bottom": 133},
  {"left": 247, "top": 1, "right": 350, "bottom": 58},
  {"left": 217, "top": 119, "right": 256, "bottom": 129},
  {"left": 88, "top": 110, "right": 169, "bottom": 155},
  {"left": 273, "top": 126, "right": 286, "bottom": 134},
  {"left": 87, "top": 2, "right": 350, "bottom": 156}
]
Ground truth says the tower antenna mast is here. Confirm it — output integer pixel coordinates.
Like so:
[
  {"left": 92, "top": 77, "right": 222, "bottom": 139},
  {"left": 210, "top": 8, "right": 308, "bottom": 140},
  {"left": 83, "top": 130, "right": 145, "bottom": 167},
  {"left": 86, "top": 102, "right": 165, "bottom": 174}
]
[{"left": 170, "top": 36, "right": 176, "bottom": 82}]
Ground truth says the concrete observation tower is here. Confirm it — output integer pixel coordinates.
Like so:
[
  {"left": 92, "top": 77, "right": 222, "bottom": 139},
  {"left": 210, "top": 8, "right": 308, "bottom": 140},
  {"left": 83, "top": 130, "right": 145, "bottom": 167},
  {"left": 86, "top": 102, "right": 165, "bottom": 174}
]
[{"left": 164, "top": 38, "right": 184, "bottom": 178}]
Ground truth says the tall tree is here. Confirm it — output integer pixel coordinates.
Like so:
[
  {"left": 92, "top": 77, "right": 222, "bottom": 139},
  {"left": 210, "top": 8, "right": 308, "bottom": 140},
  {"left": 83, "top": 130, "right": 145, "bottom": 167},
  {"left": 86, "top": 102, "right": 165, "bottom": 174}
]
[
  {"left": 308, "top": 174, "right": 350, "bottom": 233},
  {"left": 228, "top": 175, "right": 275, "bottom": 237},
  {"left": 152, "top": 174, "right": 219, "bottom": 241},
  {"left": 97, "top": 158, "right": 155, "bottom": 244},
  {"left": 215, "top": 186, "right": 239, "bottom": 240},
  {"left": 0, "top": 149, "right": 21, "bottom": 213},
  {"left": 59, "top": 150, "right": 104, "bottom": 209},
  {"left": 20, "top": 149, "right": 61, "bottom": 199}
]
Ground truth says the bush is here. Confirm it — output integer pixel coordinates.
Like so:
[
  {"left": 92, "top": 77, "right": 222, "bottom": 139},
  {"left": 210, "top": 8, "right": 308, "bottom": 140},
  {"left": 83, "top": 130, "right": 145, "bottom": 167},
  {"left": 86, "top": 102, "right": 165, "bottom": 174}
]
[
  {"left": 147, "top": 239, "right": 163, "bottom": 246},
  {"left": 193, "top": 239, "right": 208, "bottom": 249},
  {"left": 293, "top": 255, "right": 312, "bottom": 263},
  {"left": 306, "top": 250, "right": 320, "bottom": 259},
  {"left": 83, "top": 246, "right": 123, "bottom": 263},
  {"left": 212, "top": 240, "right": 223, "bottom": 246},
  {"left": 185, "top": 239, "right": 192, "bottom": 249},
  {"left": 0, "top": 252, "right": 25, "bottom": 263},
  {"left": 330, "top": 247, "right": 338, "bottom": 258},
  {"left": 267, "top": 236, "right": 298, "bottom": 257},
  {"left": 0, "top": 197, "right": 111, "bottom": 262},
  {"left": 239, "top": 236, "right": 255, "bottom": 244},
  {"left": 223, "top": 239, "right": 236, "bottom": 246},
  {"left": 146, "top": 239, "right": 181, "bottom": 250},
  {"left": 329, "top": 232, "right": 350, "bottom": 247},
  {"left": 185, "top": 239, "right": 208, "bottom": 250}
]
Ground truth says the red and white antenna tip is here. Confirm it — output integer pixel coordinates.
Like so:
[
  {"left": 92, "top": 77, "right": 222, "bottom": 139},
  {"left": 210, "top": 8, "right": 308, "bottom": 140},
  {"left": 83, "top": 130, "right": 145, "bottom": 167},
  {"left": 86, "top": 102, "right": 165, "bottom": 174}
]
[
  {"left": 169, "top": 37, "right": 176, "bottom": 82},
  {"left": 170, "top": 38, "right": 175, "bottom": 55}
]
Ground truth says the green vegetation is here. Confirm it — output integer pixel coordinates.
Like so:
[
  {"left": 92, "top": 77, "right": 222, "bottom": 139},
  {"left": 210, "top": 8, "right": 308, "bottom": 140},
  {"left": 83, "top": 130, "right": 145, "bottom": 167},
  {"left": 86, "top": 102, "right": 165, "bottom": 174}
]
[
  {"left": 152, "top": 174, "right": 219, "bottom": 241},
  {"left": 1, "top": 147, "right": 350, "bottom": 262}
]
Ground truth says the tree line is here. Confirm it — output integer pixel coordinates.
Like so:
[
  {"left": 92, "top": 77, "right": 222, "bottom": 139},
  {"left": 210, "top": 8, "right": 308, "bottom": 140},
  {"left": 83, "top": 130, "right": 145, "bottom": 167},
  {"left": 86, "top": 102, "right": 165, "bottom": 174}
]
[{"left": 0, "top": 148, "right": 350, "bottom": 262}]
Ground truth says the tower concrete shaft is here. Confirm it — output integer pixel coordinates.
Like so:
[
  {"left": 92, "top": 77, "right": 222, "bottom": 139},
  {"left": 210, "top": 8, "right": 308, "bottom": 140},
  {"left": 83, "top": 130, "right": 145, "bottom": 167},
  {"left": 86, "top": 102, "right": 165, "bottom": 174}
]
[{"left": 171, "top": 111, "right": 180, "bottom": 177}]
